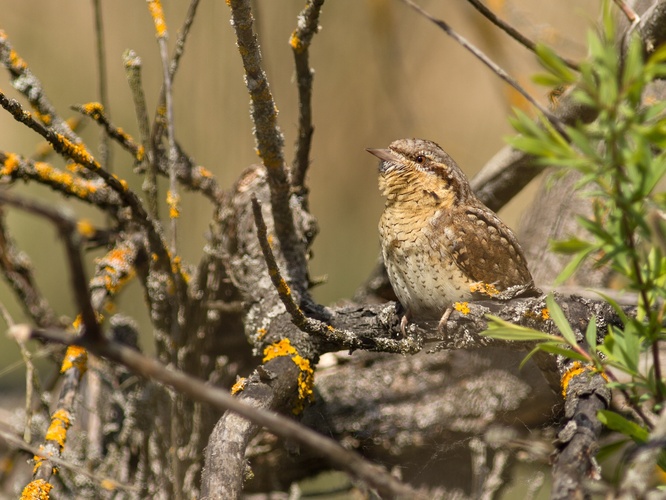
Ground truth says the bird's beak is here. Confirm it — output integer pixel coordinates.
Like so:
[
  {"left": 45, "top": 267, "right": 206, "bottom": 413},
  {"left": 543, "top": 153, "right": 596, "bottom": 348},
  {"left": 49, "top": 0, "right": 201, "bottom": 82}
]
[{"left": 366, "top": 148, "right": 398, "bottom": 163}]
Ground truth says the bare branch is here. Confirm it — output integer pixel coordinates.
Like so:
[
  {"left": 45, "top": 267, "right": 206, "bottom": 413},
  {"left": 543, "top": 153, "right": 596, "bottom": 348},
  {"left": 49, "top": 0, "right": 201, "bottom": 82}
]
[
  {"left": 0, "top": 91, "right": 178, "bottom": 286},
  {"left": 0, "top": 191, "right": 100, "bottom": 340},
  {"left": 0, "top": 207, "right": 61, "bottom": 328},
  {"left": 400, "top": 0, "right": 567, "bottom": 138},
  {"left": 13, "top": 325, "right": 424, "bottom": 500},
  {"left": 123, "top": 49, "right": 158, "bottom": 218},
  {"left": 228, "top": 0, "right": 309, "bottom": 291},
  {"left": 465, "top": 0, "right": 579, "bottom": 70},
  {"left": 0, "top": 30, "right": 81, "bottom": 144},
  {"left": 91, "top": 0, "right": 112, "bottom": 172},
  {"left": 290, "top": 0, "right": 325, "bottom": 194}
]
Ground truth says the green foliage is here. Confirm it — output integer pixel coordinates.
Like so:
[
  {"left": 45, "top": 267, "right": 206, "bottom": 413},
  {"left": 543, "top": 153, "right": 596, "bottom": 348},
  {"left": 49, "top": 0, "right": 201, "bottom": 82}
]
[{"left": 486, "top": 5, "right": 666, "bottom": 471}]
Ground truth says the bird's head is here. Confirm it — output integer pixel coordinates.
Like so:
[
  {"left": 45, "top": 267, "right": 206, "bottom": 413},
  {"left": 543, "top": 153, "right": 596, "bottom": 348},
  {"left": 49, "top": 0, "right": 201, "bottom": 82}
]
[{"left": 367, "top": 138, "right": 472, "bottom": 208}]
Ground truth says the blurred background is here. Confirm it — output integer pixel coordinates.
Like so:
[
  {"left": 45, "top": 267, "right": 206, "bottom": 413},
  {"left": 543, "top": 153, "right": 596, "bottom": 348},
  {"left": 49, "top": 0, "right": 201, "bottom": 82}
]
[{"left": 0, "top": 0, "right": 598, "bottom": 389}]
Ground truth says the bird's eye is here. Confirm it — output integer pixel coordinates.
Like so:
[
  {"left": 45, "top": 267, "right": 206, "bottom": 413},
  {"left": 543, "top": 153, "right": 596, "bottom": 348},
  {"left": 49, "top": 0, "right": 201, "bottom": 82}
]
[{"left": 415, "top": 155, "right": 425, "bottom": 164}]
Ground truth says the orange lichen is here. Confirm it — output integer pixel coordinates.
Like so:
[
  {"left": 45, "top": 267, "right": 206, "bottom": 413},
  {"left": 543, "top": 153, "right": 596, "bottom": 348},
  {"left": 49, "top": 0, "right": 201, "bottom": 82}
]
[
  {"left": 33, "top": 110, "right": 51, "bottom": 126},
  {"left": 469, "top": 282, "right": 500, "bottom": 297},
  {"left": 147, "top": 0, "right": 168, "bottom": 37},
  {"left": 289, "top": 32, "right": 304, "bottom": 53},
  {"left": 560, "top": 361, "right": 587, "bottom": 398},
  {"left": 1, "top": 152, "right": 19, "bottom": 176},
  {"left": 135, "top": 145, "right": 145, "bottom": 162},
  {"left": 97, "top": 247, "right": 136, "bottom": 295},
  {"left": 231, "top": 377, "right": 247, "bottom": 395},
  {"left": 256, "top": 328, "right": 267, "bottom": 340},
  {"left": 45, "top": 409, "right": 71, "bottom": 451},
  {"left": 33, "top": 161, "right": 98, "bottom": 199},
  {"left": 19, "top": 478, "right": 52, "bottom": 500},
  {"left": 60, "top": 345, "right": 88, "bottom": 375},
  {"left": 82, "top": 102, "right": 104, "bottom": 118},
  {"left": 100, "top": 479, "right": 117, "bottom": 491},
  {"left": 262, "top": 339, "right": 314, "bottom": 414},
  {"left": 77, "top": 219, "right": 96, "bottom": 238},
  {"left": 541, "top": 308, "right": 550, "bottom": 321},
  {"left": 167, "top": 190, "right": 180, "bottom": 219},
  {"left": 454, "top": 302, "right": 471, "bottom": 315},
  {"left": 111, "top": 174, "right": 128, "bottom": 191},
  {"left": 196, "top": 166, "right": 213, "bottom": 178},
  {"left": 9, "top": 48, "right": 27, "bottom": 71}
]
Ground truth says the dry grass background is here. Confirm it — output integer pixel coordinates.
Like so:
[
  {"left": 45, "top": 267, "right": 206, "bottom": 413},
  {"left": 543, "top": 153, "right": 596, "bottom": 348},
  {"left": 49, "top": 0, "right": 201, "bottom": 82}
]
[{"left": 0, "top": 0, "right": 598, "bottom": 387}]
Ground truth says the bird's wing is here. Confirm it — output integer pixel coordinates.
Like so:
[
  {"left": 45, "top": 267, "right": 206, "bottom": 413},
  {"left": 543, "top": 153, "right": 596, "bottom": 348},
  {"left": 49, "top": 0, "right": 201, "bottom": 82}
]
[{"left": 438, "top": 204, "right": 534, "bottom": 290}]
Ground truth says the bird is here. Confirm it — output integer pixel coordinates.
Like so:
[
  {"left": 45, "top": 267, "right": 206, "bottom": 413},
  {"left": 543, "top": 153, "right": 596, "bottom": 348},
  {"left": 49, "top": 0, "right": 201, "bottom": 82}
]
[{"left": 367, "top": 138, "right": 536, "bottom": 332}]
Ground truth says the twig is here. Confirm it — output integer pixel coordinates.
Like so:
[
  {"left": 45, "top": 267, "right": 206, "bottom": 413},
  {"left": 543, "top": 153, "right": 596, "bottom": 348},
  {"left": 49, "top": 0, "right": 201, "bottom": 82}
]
[
  {"left": 147, "top": 0, "right": 180, "bottom": 256},
  {"left": 92, "top": 0, "right": 112, "bottom": 172},
  {"left": 150, "top": 0, "right": 201, "bottom": 147},
  {"left": 400, "top": 0, "right": 567, "bottom": 138},
  {"left": 0, "top": 91, "right": 177, "bottom": 285},
  {"left": 72, "top": 103, "right": 143, "bottom": 160},
  {"left": 616, "top": 408, "right": 666, "bottom": 499},
  {"left": 0, "top": 151, "right": 121, "bottom": 209},
  {"left": 0, "top": 425, "right": 140, "bottom": 493},
  {"left": 0, "top": 30, "right": 81, "bottom": 144},
  {"left": 0, "top": 191, "right": 100, "bottom": 340},
  {"left": 0, "top": 205, "right": 61, "bottom": 328},
  {"left": 613, "top": 0, "right": 640, "bottom": 25},
  {"left": 10, "top": 324, "right": 424, "bottom": 500},
  {"left": 251, "top": 196, "right": 422, "bottom": 354},
  {"left": 290, "top": 0, "right": 325, "bottom": 195},
  {"left": 465, "top": 0, "right": 579, "bottom": 70},
  {"left": 228, "top": 0, "right": 309, "bottom": 290},
  {"left": 123, "top": 49, "right": 158, "bottom": 218}
]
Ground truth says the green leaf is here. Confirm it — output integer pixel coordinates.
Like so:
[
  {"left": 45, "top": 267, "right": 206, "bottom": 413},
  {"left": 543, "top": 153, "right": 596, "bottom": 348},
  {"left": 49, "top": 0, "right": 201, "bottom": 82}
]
[
  {"left": 483, "top": 315, "right": 561, "bottom": 342},
  {"left": 535, "top": 43, "right": 577, "bottom": 84},
  {"left": 585, "top": 316, "right": 598, "bottom": 351},
  {"left": 554, "top": 247, "right": 595, "bottom": 285},
  {"left": 597, "top": 409, "right": 649, "bottom": 442},
  {"left": 546, "top": 294, "right": 578, "bottom": 346},
  {"left": 535, "top": 342, "right": 590, "bottom": 363},
  {"left": 550, "top": 237, "right": 594, "bottom": 255}
]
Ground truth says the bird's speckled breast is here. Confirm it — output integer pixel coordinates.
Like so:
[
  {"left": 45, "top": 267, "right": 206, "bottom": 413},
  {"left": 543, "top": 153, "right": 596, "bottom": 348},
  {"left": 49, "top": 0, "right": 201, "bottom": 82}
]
[{"left": 379, "top": 206, "right": 473, "bottom": 319}]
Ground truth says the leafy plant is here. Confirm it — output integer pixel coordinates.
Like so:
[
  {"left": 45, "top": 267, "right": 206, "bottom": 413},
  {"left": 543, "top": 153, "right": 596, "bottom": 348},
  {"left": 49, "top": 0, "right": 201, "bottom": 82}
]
[{"left": 485, "top": 4, "right": 666, "bottom": 466}]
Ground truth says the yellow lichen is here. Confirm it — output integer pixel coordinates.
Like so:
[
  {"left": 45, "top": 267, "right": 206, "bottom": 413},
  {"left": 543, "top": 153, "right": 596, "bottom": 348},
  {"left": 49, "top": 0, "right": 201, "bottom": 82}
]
[
  {"left": 9, "top": 49, "right": 27, "bottom": 71},
  {"left": 262, "top": 339, "right": 314, "bottom": 414},
  {"left": 100, "top": 479, "right": 117, "bottom": 491},
  {"left": 469, "top": 282, "right": 500, "bottom": 297},
  {"left": 20, "top": 478, "right": 52, "bottom": 500},
  {"left": 82, "top": 102, "right": 104, "bottom": 117},
  {"left": 289, "top": 32, "right": 305, "bottom": 53},
  {"left": 34, "top": 161, "right": 98, "bottom": 199},
  {"left": 77, "top": 219, "right": 95, "bottom": 238},
  {"left": 231, "top": 377, "right": 247, "bottom": 395},
  {"left": 60, "top": 345, "right": 88, "bottom": 375},
  {"left": 148, "top": 0, "right": 168, "bottom": 37},
  {"left": 1, "top": 153, "right": 19, "bottom": 176},
  {"left": 453, "top": 299, "right": 470, "bottom": 313},
  {"left": 45, "top": 409, "right": 70, "bottom": 451},
  {"left": 196, "top": 166, "right": 213, "bottom": 178},
  {"left": 136, "top": 145, "right": 145, "bottom": 162},
  {"left": 167, "top": 190, "right": 181, "bottom": 219},
  {"left": 541, "top": 308, "right": 550, "bottom": 320},
  {"left": 560, "top": 361, "right": 587, "bottom": 398},
  {"left": 256, "top": 328, "right": 267, "bottom": 340}
]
